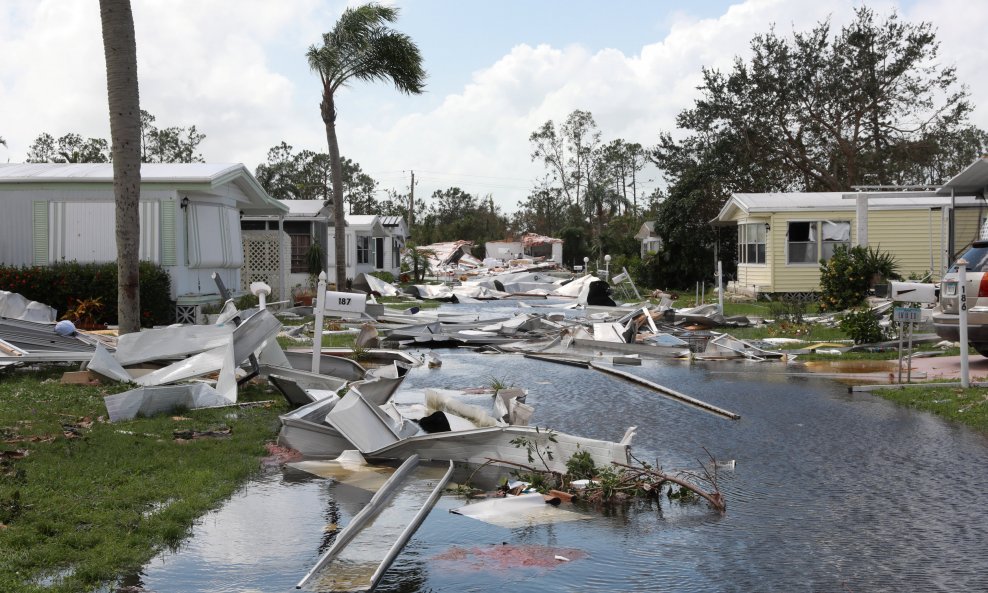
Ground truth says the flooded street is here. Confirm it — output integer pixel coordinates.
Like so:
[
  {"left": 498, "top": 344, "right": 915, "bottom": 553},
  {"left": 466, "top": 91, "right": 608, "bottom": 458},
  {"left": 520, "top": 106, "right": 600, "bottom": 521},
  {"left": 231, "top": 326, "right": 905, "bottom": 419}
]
[{"left": 135, "top": 303, "right": 988, "bottom": 592}]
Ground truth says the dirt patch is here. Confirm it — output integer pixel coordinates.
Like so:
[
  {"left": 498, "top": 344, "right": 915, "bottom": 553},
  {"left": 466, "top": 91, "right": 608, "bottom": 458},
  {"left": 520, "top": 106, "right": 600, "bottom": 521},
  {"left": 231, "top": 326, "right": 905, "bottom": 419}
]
[
  {"left": 261, "top": 442, "right": 303, "bottom": 467},
  {"left": 433, "top": 544, "right": 587, "bottom": 571}
]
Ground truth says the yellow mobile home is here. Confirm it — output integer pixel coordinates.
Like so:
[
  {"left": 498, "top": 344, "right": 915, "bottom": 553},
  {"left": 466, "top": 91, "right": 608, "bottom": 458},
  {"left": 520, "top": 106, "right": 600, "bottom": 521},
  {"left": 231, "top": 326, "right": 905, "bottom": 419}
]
[{"left": 713, "top": 192, "right": 985, "bottom": 296}]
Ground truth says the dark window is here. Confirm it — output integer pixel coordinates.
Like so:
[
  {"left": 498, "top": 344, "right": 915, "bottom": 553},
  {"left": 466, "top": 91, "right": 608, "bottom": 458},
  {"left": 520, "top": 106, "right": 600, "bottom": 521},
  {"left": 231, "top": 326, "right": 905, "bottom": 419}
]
[
  {"left": 290, "top": 233, "right": 311, "bottom": 273},
  {"left": 357, "top": 236, "right": 370, "bottom": 264}
]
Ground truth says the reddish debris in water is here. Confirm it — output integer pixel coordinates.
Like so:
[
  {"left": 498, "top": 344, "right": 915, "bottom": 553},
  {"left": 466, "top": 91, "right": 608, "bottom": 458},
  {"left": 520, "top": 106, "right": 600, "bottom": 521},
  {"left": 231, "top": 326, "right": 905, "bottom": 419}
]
[
  {"left": 261, "top": 442, "right": 303, "bottom": 467},
  {"left": 433, "top": 544, "right": 586, "bottom": 571}
]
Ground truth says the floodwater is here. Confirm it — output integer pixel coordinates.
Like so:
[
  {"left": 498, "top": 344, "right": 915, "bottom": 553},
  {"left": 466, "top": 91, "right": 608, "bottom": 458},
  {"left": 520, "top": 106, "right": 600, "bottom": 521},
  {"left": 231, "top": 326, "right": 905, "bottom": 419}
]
[{"left": 131, "top": 302, "right": 988, "bottom": 592}]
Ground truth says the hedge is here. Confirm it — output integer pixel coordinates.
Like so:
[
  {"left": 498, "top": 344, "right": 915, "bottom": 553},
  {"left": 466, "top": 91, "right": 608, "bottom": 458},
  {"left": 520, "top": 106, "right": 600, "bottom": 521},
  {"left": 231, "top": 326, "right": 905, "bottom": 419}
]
[{"left": 0, "top": 261, "right": 174, "bottom": 327}]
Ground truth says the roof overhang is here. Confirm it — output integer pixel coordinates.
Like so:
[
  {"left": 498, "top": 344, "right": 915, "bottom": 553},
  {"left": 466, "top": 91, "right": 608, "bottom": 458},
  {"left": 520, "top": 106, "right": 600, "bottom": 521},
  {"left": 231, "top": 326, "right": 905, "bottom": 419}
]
[{"left": 937, "top": 157, "right": 988, "bottom": 196}]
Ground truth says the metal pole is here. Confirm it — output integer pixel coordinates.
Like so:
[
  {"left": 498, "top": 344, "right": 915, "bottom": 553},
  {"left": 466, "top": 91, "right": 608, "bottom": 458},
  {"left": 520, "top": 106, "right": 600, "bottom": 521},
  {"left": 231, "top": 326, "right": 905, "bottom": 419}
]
[
  {"left": 717, "top": 260, "right": 724, "bottom": 316},
  {"left": 906, "top": 320, "right": 914, "bottom": 383},
  {"left": 695, "top": 282, "right": 699, "bottom": 307},
  {"left": 958, "top": 259, "right": 970, "bottom": 388},
  {"left": 897, "top": 320, "right": 904, "bottom": 384},
  {"left": 311, "top": 271, "right": 327, "bottom": 373}
]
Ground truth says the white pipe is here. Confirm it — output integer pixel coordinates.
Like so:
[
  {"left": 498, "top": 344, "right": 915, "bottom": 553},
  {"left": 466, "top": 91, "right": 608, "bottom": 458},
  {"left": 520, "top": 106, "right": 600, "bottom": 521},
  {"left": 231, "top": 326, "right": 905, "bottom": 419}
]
[{"left": 958, "top": 259, "right": 969, "bottom": 388}]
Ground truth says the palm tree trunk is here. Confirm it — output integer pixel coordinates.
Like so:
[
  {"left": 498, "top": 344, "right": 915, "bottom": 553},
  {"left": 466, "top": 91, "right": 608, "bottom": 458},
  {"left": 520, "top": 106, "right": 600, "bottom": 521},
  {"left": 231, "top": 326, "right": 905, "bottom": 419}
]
[
  {"left": 322, "top": 92, "right": 347, "bottom": 292},
  {"left": 99, "top": 0, "right": 142, "bottom": 334}
]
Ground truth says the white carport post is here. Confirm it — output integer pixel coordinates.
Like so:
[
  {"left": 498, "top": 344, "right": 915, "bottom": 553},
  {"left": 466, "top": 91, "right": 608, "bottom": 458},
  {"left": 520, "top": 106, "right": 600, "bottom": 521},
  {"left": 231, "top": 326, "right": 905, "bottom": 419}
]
[
  {"left": 958, "top": 259, "right": 970, "bottom": 388},
  {"left": 311, "top": 272, "right": 327, "bottom": 373},
  {"left": 279, "top": 215, "right": 287, "bottom": 304},
  {"left": 855, "top": 192, "right": 868, "bottom": 247}
]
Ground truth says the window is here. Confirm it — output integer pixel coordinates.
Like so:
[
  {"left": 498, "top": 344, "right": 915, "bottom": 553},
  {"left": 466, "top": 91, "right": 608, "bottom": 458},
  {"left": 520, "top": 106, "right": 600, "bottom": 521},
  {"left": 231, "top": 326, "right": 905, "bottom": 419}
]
[
  {"left": 738, "top": 223, "right": 766, "bottom": 264},
  {"left": 289, "top": 233, "right": 311, "bottom": 273},
  {"left": 820, "top": 221, "right": 851, "bottom": 261},
  {"left": 357, "top": 236, "right": 370, "bottom": 264},
  {"left": 392, "top": 238, "right": 401, "bottom": 268},
  {"left": 787, "top": 220, "right": 850, "bottom": 264}
]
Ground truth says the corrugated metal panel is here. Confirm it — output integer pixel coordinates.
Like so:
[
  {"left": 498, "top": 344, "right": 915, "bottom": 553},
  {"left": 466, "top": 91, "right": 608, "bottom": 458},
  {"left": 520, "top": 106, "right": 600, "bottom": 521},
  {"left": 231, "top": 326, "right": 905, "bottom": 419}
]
[
  {"left": 32, "top": 201, "right": 49, "bottom": 265},
  {"left": 160, "top": 200, "right": 177, "bottom": 265},
  {"left": 187, "top": 202, "right": 242, "bottom": 269}
]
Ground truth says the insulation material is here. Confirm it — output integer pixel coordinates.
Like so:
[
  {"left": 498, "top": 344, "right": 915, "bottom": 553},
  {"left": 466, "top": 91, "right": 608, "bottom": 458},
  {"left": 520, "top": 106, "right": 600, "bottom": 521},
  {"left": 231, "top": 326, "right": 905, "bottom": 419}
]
[
  {"left": 451, "top": 493, "right": 591, "bottom": 528},
  {"left": 0, "top": 291, "right": 57, "bottom": 322}
]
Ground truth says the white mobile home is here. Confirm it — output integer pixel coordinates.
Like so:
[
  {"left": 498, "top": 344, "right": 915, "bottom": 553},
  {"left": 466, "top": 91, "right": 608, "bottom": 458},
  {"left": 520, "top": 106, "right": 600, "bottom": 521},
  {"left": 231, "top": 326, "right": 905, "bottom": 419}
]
[{"left": 0, "top": 163, "right": 287, "bottom": 321}]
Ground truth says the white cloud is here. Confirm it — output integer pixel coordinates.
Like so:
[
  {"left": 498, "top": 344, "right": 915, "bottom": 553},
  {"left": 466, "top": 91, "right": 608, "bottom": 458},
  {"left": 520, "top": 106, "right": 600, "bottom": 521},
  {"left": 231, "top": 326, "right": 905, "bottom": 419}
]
[{"left": 2, "top": 0, "right": 985, "bottom": 213}]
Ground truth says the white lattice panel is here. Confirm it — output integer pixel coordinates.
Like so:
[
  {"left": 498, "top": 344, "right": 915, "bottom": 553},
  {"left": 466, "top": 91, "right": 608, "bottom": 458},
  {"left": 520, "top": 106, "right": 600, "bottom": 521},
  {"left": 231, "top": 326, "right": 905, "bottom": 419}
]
[{"left": 242, "top": 231, "right": 283, "bottom": 299}]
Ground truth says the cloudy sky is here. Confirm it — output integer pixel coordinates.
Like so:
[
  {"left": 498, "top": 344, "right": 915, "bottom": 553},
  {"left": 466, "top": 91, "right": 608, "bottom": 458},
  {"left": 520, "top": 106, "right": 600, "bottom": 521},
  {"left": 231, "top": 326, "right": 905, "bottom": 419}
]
[{"left": 1, "top": 0, "right": 985, "bottom": 212}]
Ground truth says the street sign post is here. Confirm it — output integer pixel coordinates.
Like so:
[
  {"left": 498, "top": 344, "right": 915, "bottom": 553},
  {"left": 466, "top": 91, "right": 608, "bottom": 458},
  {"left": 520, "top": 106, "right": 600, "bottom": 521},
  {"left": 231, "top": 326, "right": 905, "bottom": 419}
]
[{"left": 894, "top": 307, "right": 923, "bottom": 383}]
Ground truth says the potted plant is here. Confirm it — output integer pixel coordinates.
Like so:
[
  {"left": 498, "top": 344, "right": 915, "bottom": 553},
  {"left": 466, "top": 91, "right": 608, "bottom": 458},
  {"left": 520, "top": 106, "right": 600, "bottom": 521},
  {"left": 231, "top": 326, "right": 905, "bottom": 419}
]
[
  {"left": 292, "top": 283, "right": 314, "bottom": 307},
  {"left": 62, "top": 297, "right": 106, "bottom": 330}
]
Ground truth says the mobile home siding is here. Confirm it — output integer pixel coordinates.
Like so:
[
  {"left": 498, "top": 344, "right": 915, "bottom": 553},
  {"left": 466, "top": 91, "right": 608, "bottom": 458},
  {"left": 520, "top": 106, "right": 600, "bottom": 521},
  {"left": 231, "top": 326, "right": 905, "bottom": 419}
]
[
  {"left": 953, "top": 207, "right": 983, "bottom": 255},
  {"left": 769, "top": 208, "right": 944, "bottom": 293},
  {"left": 866, "top": 209, "right": 943, "bottom": 282}
]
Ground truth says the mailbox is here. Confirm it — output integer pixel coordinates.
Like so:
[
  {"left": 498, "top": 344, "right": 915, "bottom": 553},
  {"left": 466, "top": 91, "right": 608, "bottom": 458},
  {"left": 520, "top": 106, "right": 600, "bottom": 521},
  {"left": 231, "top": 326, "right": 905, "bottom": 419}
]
[
  {"left": 322, "top": 290, "right": 367, "bottom": 317},
  {"left": 888, "top": 281, "right": 937, "bottom": 304}
]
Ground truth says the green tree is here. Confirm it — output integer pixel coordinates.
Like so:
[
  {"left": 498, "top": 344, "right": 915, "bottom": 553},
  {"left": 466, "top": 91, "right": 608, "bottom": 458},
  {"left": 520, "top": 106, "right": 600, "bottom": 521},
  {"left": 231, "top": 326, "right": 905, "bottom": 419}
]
[
  {"left": 27, "top": 133, "right": 111, "bottom": 163},
  {"left": 99, "top": 0, "right": 142, "bottom": 334},
  {"left": 26, "top": 112, "right": 204, "bottom": 165},
  {"left": 679, "top": 7, "right": 984, "bottom": 190},
  {"left": 529, "top": 109, "right": 601, "bottom": 210},
  {"left": 307, "top": 2, "right": 425, "bottom": 292},
  {"left": 140, "top": 110, "right": 205, "bottom": 163}
]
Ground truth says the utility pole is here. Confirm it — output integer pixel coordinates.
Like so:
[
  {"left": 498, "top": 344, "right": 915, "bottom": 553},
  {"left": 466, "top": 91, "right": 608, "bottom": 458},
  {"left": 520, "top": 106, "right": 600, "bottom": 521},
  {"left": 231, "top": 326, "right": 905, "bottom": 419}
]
[{"left": 408, "top": 170, "right": 415, "bottom": 228}]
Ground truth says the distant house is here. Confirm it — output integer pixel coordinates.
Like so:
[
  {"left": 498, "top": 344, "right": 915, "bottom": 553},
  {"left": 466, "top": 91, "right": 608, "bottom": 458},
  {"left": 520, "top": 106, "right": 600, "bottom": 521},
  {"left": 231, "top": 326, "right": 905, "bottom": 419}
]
[
  {"left": 634, "top": 221, "right": 662, "bottom": 257},
  {"left": 242, "top": 202, "right": 403, "bottom": 295},
  {"left": 484, "top": 233, "right": 563, "bottom": 265},
  {"left": 712, "top": 188, "right": 985, "bottom": 296},
  {"left": 327, "top": 214, "right": 396, "bottom": 282},
  {"left": 381, "top": 215, "right": 410, "bottom": 274},
  {"left": 0, "top": 163, "right": 287, "bottom": 322}
]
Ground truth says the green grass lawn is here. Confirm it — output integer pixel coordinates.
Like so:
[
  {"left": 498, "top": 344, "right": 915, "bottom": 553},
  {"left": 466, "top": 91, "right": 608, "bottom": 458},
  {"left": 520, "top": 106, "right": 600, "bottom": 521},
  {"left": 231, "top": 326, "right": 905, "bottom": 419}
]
[
  {"left": 0, "top": 367, "right": 287, "bottom": 593},
  {"left": 874, "top": 384, "right": 988, "bottom": 432}
]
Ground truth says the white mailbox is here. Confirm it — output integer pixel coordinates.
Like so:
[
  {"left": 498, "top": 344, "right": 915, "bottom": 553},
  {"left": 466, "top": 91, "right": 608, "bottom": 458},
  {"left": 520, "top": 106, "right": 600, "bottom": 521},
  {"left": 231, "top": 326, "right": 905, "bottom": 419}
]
[
  {"left": 888, "top": 281, "right": 937, "bottom": 304},
  {"left": 322, "top": 290, "right": 367, "bottom": 317}
]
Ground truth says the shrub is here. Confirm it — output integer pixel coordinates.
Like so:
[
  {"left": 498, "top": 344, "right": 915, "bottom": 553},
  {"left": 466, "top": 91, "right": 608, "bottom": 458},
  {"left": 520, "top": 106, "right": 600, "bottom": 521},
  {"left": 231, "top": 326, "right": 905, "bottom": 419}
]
[
  {"left": 819, "top": 245, "right": 900, "bottom": 312},
  {"left": 768, "top": 294, "right": 806, "bottom": 324},
  {"left": 0, "top": 261, "right": 173, "bottom": 327},
  {"left": 839, "top": 309, "right": 888, "bottom": 344},
  {"left": 370, "top": 270, "right": 396, "bottom": 284}
]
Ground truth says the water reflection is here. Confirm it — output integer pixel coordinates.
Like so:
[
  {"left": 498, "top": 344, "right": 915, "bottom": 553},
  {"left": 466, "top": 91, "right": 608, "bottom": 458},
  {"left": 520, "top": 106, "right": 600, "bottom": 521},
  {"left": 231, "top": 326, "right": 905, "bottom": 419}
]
[{"left": 136, "top": 314, "right": 988, "bottom": 592}]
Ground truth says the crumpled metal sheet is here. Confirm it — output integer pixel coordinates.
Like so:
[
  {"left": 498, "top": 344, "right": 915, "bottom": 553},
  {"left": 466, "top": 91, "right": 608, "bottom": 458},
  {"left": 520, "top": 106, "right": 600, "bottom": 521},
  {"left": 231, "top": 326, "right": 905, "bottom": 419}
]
[
  {"left": 103, "top": 383, "right": 230, "bottom": 422},
  {"left": 114, "top": 324, "right": 234, "bottom": 366}
]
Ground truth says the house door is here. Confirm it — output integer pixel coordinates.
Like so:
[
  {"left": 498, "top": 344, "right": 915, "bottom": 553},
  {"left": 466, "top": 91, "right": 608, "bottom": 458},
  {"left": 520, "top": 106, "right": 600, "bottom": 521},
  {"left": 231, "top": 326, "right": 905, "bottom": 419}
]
[{"left": 375, "top": 237, "right": 385, "bottom": 269}]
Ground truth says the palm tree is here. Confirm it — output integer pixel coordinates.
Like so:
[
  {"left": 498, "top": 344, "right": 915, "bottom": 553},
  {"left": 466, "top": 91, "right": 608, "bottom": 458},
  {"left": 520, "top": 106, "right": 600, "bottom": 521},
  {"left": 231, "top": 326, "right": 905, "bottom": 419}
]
[
  {"left": 307, "top": 3, "right": 425, "bottom": 291},
  {"left": 99, "top": 0, "right": 142, "bottom": 333}
]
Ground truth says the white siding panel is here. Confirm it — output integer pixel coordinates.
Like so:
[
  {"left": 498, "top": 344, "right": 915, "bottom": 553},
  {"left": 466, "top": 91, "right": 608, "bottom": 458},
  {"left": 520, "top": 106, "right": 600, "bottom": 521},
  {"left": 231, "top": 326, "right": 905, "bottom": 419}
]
[
  {"left": 48, "top": 201, "right": 160, "bottom": 263},
  {"left": 58, "top": 202, "right": 116, "bottom": 262}
]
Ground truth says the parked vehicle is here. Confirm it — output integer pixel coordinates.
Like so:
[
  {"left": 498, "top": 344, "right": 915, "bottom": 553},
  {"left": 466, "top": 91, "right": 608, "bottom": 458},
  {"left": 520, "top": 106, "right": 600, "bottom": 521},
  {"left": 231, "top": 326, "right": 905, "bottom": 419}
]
[{"left": 933, "top": 241, "right": 988, "bottom": 356}]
